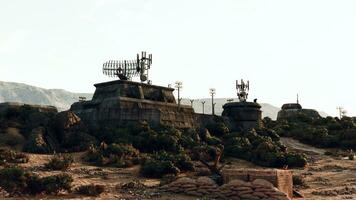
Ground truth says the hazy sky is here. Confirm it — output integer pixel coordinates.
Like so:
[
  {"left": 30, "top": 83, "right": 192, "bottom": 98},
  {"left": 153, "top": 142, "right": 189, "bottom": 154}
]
[{"left": 0, "top": 0, "right": 355, "bottom": 116}]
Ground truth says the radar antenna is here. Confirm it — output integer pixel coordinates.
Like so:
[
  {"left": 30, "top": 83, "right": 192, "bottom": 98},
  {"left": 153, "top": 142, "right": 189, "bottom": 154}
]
[
  {"left": 236, "top": 79, "right": 249, "bottom": 102},
  {"left": 102, "top": 51, "right": 152, "bottom": 83}
]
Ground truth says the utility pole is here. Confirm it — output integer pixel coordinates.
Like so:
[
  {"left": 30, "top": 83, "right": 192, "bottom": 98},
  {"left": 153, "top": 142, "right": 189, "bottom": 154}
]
[
  {"left": 175, "top": 81, "right": 183, "bottom": 108},
  {"left": 209, "top": 88, "right": 216, "bottom": 115},
  {"left": 337, "top": 107, "right": 347, "bottom": 119},
  {"left": 190, "top": 99, "right": 194, "bottom": 107},
  {"left": 201, "top": 101, "right": 206, "bottom": 114}
]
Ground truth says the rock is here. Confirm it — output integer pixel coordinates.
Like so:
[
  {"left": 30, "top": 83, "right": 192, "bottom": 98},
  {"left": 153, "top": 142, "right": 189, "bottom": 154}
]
[{"left": 23, "top": 127, "right": 51, "bottom": 153}]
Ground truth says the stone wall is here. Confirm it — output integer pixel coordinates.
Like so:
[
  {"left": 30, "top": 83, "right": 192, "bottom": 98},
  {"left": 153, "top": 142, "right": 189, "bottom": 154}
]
[
  {"left": 160, "top": 176, "right": 291, "bottom": 200},
  {"left": 222, "top": 169, "right": 293, "bottom": 199}
]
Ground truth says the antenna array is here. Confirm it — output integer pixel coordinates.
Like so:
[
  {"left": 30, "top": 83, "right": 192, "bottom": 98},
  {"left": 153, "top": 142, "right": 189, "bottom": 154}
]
[
  {"left": 236, "top": 79, "right": 249, "bottom": 102},
  {"left": 102, "top": 51, "right": 152, "bottom": 83}
]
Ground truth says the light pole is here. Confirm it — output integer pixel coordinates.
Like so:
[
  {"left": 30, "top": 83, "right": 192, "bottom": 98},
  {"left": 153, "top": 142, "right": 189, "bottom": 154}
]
[
  {"left": 201, "top": 101, "right": 206, "bottom": 114},
  {"left": 175, "top": 81, "right": 183, "bottom": 108},
  {"left": 209, "top": 88, "right": 216, "bottom": 115},
  {"left": 190, "top": 99, "right": 194, "bottom": 107}
]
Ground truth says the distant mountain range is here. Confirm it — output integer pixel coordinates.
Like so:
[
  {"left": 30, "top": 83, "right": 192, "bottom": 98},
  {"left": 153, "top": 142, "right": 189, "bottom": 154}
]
[
  {"left": 0, "top": 81, "right": 328, "bottom": 119},
  {"left": 0, "top": 81, "right": 92, "bottom": 111}
]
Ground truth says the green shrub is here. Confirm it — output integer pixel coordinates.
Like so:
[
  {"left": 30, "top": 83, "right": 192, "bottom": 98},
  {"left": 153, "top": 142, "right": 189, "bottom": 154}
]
[
  {"left": 349, "top": 154, "right": 354, "bottom": 160},
  {"left": 140, "top": 151, "right": 194, "bottom": 178},
  {"left": 0, "top": 167, "right": 73, "bottom": 195},
  {"left": 285, "top": 153, "right": 307, "bottom": 168},
  {"left": 41, "top": 173, "right": 73, "bottom": 194},
  {"left": 44, "top": 154, "right": 73, "bottom": 171},
  {"left": 206, "top": 122, "right": 230, "bottom": 137},
  {"left": 25, "top": 173, "right": 43, "bottom": 195},
  {"left": 61, "top": 132, "right": 97, "bottom": 152},
  {"left": 0, "top": 167, "right": 27, "bottom": 194},
  {"left": 75, "top": 184, "right": 105, "bottom": 196},
  {"left": 140, "top": 159, "right": 180, "bottom": 178},
  {"left": 84, "top": 143, "right": 139, "bottom": 168}
]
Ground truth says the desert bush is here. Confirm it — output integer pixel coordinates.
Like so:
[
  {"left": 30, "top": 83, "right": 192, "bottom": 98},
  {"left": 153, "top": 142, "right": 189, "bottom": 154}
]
[
  {"left": 0, "top": 149, "right": 29, "bottom": 165},
  {"left": 41, "top": 173, "right": 73, "bottom": 194},
  {"left": 0, "top": 167, "right": 73, "bottom": 196},
  {"left": 44, "top": 154, "right": 73, "bottom": 171},
  {"left": 349, "top": 154, "right": 354, "bottom": 160},
  {"left": 140, "top": 151, "right": 194, "bottom": 178},
  {"left": 61, "top": 132, "right": 97, "bottom": 152},
  {"left": 285, "top": 152, "right": 307, "bottom": 168},
  {"left": 206, "top": 122, "right": 230, "bottom": 137},
  {"left": 0, "top": 167, "right": 27, "bottom": 195},
  {"left": 75, "top": 184, "right": 105, "bottom": 196},
  {"left": 293, "top": 175, "right": 306, "bottom": 187},
  {"left": 140, "top": 159, "right": 179, "bottom": 178},
  {"left": 84, "top": 143, "right": 139, "bottom": 168}
]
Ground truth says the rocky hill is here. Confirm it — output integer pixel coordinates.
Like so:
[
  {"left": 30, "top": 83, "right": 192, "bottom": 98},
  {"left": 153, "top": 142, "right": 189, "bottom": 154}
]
[{"left": 0, "top": 81, "right": 92, "bottom": 111}]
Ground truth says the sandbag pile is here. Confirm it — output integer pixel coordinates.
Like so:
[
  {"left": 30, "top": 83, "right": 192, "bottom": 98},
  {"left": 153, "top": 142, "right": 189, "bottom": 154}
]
[{"left": 160, "top": 177, "right": 291, "bottom": 200}]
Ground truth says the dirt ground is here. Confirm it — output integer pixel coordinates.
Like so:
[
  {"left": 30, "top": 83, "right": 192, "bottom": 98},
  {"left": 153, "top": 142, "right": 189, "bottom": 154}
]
[
  {"left": 280, "top": 137, "right": 356, "bottom": 200},
  {"left": 2, "top": 137, "right": 356, "bottom": 200}
]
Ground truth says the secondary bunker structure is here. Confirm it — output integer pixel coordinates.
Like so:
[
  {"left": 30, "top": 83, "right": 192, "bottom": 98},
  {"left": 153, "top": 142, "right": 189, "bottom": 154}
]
[
  {"left": 70, "top": 52, "right": 196, "bottom": 129},
  {"left": 277, "top": 101, "right": 321, "bottom": 121},
  {"left": 222, "top": 79, "right": 262, "bottom": 131}
]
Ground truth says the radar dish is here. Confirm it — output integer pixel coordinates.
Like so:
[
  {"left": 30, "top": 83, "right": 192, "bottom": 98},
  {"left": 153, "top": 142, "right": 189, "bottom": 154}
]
[{"left": 103, "top": 51, "right": 152, "bottom": 83}]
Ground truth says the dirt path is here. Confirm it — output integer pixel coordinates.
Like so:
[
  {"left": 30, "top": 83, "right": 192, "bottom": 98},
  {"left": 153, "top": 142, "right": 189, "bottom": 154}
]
[
  {"left": 280, "top": 137, "right": 356, "bottom": 200},
  {"left": 280, "top": 137, "right": 326, "bottom": 155}
]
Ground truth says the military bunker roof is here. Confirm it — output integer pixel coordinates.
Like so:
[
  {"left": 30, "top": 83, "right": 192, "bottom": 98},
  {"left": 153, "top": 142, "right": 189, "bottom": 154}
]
[
  {"left": 281, "top": 103, "right": 302, "bottom": 110},
  {"left": 94, "top": 80, "right": 175, "bottom": 91}
]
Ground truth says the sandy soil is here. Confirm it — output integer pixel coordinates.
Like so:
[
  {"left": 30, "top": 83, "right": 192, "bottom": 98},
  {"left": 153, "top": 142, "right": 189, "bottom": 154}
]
[
  {"left": 2, "top": 138, "right": 355, "bottom": 200},
  {"left": 281, "top": 137, "right": 356, "bottom": 200}
]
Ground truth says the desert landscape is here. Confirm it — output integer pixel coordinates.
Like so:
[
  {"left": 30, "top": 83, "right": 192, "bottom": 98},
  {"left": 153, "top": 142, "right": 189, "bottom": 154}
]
[
  {"left": 1, "top": 1, "right": 356, "bottom": 200},
  {"left": 0, "top": 137, "right": 354, "bottom": 200}
]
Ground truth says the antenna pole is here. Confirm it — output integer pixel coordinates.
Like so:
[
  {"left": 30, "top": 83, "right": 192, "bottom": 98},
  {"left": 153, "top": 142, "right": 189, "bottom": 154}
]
[
  {"left": 190, "top": 99, "right": 194, "bottom": 107},
  {"left": 201, "top": 100, "right": 206, "bottom": 114},
  {"left": 209, "top": 88, "right": 216, "bottom": 115},
  {"left": 175, "top": 81, "right": 183, "bottom": 109}
]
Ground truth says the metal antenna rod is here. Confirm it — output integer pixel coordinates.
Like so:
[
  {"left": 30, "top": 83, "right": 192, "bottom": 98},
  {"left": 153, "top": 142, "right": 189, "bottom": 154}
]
[
  {"left": 190, "top": 99, "right": 194, "bottom": 107},
  {"left": 201, "top": 100, "right": 206, "bottom": 114},
  {"left": 175, "top": 81, "right": 183, "bottom": 108},
  {"left": 209, "top": 88, "right": 216, "bottom": 115}
]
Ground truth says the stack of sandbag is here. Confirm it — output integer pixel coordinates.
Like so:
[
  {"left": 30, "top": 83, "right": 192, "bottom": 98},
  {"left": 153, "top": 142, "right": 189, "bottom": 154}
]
[{"left": 160, "top": 177, "right": 291, "bottom": 200}]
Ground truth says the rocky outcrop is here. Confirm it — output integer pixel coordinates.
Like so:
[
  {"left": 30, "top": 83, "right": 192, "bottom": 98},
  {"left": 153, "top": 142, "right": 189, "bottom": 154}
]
[{"left": 160, "top": 177, "right": 291, "bottom": 200}]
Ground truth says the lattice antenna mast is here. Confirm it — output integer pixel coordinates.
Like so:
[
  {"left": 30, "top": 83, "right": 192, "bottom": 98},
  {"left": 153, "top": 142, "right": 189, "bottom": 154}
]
[
  {"left": 236, "top": 79, "right": 249, "bottom": 102},
  {"left": 137, "top": 51, "right": 153, "bottom": 84},
  {"left": 102, "top": 51, "right": 152, "bottom": 83}
]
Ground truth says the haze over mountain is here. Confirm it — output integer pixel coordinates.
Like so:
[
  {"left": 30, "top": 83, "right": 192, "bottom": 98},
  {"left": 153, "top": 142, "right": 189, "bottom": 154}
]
[
  {"left": 0, "top": 81, "right": 92, "bottom": 111},
  {"left": 0, "top": 81, "right": 328, "bottom": 119}
]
